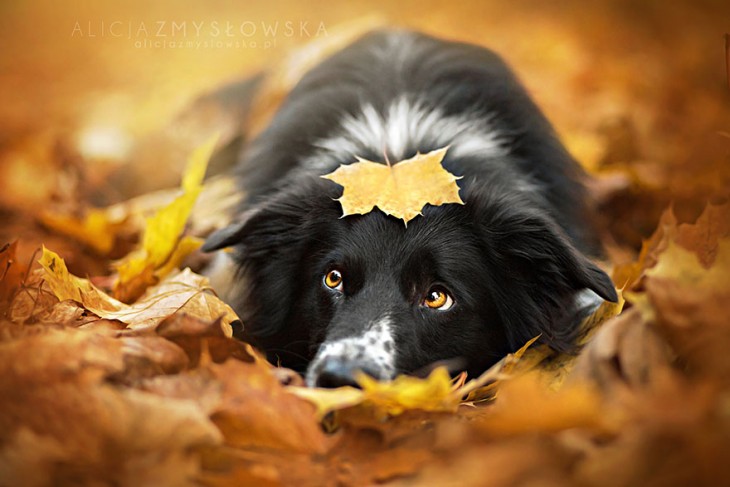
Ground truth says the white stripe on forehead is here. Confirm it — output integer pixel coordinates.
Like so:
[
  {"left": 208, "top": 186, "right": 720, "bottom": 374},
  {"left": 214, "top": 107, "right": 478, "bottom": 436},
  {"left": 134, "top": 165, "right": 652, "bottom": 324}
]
[
  {"left": 305, "top": 315, "right": 396, "bottom": 387},
  {"left": 303, "top": 96, "right": 508, "bottom": 172}
]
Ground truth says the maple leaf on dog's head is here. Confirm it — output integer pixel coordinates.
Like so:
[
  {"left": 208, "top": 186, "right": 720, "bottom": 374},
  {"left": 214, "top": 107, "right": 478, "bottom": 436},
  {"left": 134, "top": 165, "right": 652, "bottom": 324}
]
[{"left": 322, "top": 147, "right": 463, "bottom": 224}]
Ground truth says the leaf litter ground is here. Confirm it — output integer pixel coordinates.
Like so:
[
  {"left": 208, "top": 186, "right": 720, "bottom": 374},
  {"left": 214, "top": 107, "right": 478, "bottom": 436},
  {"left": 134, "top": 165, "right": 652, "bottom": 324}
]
[{"left": 2, "top": 7, "right": 730, "bottom": 486}]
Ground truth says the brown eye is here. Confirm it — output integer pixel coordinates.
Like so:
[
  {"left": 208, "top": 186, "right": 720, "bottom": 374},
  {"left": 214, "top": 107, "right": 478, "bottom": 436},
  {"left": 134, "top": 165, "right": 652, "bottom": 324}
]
[
  {"left": 423, "top": 287, "right": 454, "bottom": 310},
  {"left": 324, "top": 269, "right": 343, "bottom": 290}
]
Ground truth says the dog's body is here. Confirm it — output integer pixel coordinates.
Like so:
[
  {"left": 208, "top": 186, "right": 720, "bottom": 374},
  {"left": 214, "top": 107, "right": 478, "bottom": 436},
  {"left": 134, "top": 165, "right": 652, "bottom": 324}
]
[{"left": 204, "top": 30, "right": 617, "bottom": 387}]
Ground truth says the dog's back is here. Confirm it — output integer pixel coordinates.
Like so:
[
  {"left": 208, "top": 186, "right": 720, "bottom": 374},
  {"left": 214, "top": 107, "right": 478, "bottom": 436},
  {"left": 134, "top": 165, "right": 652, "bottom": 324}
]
[
  {"left": 205, "top": 30, "right": 616, "bottom": 386},
  {"left": 237, "top": 30, "right": 599, "bottom": 254}
]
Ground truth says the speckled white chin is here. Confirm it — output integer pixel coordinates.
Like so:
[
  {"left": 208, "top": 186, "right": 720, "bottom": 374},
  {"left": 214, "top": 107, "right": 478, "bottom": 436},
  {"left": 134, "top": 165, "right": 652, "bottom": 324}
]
[
  {"left": 305, "top": 315, "right": 397, "bottom": 387},
  {"left": 303, "top": 96, "right": 507, "bottom": 172}
]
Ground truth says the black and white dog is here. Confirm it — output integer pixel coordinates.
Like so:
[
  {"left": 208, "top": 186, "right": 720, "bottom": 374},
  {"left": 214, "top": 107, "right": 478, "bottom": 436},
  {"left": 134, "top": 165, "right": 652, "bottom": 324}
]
[{"left": 203, "top": 30, "right": 618, "bottom": 387}]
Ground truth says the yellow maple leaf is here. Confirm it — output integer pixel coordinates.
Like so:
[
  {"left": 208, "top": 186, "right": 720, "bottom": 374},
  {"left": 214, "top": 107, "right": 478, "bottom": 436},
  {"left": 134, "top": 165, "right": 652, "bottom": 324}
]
[
  {"left": 286, "top": 386, "right": 365, "bottom": 420},
  {"left": 113, "top": 135, "right": 217, "bottom": 302},
  {"left": 38, "top": 208, "right": 129, "bottom": 255},
  {"left": 357, "top": 366, "right": 459, "bottom": 416},
  {"left": 322, "top": 147, "right": 463, "bottom": 224},
  {"left": 39, "top": 246, "right": 129, "bottom": 314},
  {"left": 646, "top": 239, "right": 730, "bottom": 290},
  {"left": 291, "top": 340, "right": 543, "bottom": 421}
]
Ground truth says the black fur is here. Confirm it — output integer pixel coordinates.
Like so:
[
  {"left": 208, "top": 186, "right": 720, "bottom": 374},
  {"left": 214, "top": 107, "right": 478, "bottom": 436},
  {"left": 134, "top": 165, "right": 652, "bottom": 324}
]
[{"left": 204, "top": 30, "right": 617, "bottom": 386}]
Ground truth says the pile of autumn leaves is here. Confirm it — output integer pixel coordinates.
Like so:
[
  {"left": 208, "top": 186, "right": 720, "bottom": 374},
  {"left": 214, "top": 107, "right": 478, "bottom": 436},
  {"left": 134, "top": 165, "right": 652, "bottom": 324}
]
[{"left": 1, "top": 138, "right": 729, "bottom": 487}]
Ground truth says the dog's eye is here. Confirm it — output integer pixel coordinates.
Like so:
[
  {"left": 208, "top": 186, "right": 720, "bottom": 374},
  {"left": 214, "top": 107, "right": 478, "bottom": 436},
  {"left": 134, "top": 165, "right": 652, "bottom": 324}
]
[
  {"left": 324, "top": 269, "right": 344, "bottom": 291},
  {"left": 423, "top": 287, "right": 454, "bottom": 310}
]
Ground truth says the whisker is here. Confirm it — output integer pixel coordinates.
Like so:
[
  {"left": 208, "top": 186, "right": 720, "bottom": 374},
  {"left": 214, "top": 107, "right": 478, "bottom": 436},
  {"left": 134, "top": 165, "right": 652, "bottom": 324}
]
[{"left": 265, "top": 348, "right": 311, "bottom": 362}]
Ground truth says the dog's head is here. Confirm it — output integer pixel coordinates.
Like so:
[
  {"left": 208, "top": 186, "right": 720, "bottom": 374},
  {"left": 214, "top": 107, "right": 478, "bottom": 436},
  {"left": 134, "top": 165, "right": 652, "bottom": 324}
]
[{"left": 203, "top": 175, "right": 617, "bottom": 387}]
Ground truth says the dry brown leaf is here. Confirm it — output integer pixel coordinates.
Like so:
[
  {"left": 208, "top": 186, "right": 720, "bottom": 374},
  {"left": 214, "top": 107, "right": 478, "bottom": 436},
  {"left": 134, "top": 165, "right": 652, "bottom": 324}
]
[
  {"left": 644, "top": 239, "right": 730, "bottom": 382},
  {"left": 0, "top": 242, "right": 28, "bottom": 310},
  {"left": 573, "top": 373, "right": 730, "bottom": 487},
  {"left": 473, "top": 371, "right": 611, "bottom": 437},
  {"left": 674, "top": 202, "right": 730, "bottom": 267},
  {"left": 570, "top": 308, "right": 675, "bottom": 394},
  {"left": 613, "top": 202, "right": 730, "bottom": 289},
  {"left": 39, "top": 246, "right": 238, "bottom": 334},
  {"left": 0, "top": 327, "right": 222, "bottom": 487},
  {"left": 206, "top": 360, "right": 328, "bottom": 454},
  {"left": 322, "top": 147, "right": 463, "bottom": 224},
  {"left": 393, "top": 436, "right": 580, "bottom": 487},
  {"left": 0, "top": 387, "right": 221, "bottom": 487},
  {"left": 326, "top": 423, "right": 437, "bottom": 485},
  {"left": 116, "top": 336, "right": 191, "bottom": 380},
  {"left": 647, "top": 239, "right": 730, "bottom": 291},
  {"left": 155, "top": 313, "right": 255, "bottom": 367}
]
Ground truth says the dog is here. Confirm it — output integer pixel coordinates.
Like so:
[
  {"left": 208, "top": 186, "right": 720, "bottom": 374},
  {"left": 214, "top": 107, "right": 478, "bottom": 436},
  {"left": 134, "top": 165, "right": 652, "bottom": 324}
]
[{"left": 202, "top": 30, "right": 618, "bottom": 388}]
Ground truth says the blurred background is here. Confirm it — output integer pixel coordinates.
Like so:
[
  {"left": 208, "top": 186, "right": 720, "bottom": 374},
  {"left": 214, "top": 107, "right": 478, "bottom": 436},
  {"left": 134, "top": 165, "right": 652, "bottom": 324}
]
[{"left": 0, "top": 0, "right": 728, "bottom": 271}]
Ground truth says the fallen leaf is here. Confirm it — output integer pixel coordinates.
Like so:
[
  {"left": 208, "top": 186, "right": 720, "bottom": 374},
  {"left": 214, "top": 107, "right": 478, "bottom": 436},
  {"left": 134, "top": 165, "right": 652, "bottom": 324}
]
[
  {"left": 38, "top": 245, "right": 124, "bottom": 314},
  {"left": 39, "top": 246, "right": 238, "bottom": 333},
  {"left": 458, "top": 335, "right": 543, "bottom": 402},
  {"left": 647, "top": 238, "right": 730, "bottom": 289},
  {"left": 155, "top": 313, "right": 254, "bottom": 367},
  {"left": 644, "top": 239, "right": 730, "bottom": 382},
  {"left": 113, "top": 135, "right": 217, "bottom": 302},
  {"left": 612, "top": 202, "right": 730, "bottom": 289},
  {"left": 674, "top": 202, "right": 730, "bottom": 267},
  {"left": 395, "top": 435, "right": 580, "bottom": 487},
  {"left": 105, "top": 268, "right": 238, "bottom": 333},
  {"left": 207, "top": 360, "right": 327, "bottom": 454},
  {"left": 527, "top": 288, "right": 626, "bottom": 391},
  {"left": 37, "top": 207, "right": 129, "bottom": 255},
  {"left": 357, "top": 366, "right": 459, "bottom": 416},
  {"left": 572, "top": 374, "right": 729, "bottom": 487},
  {"left": 612, "top": 207, "right": 677, "bottom": 289},
  {"left": 322, "top": 147, "right": 463, "bottom": 224},
  {"left": 473, "top": 371, "right": 610, "bottom": 436},
  {"left": 0, "top": 242, "right": 28, "bottom": 309},
  {"left": 326, "top": 422, "right": 436, "bottom": 485},
  {"left": 287, "top": 386, "right": 364, "bottom": 421},
  {"left": 0, "top": 385, "right": 220, "bottom": 487},
  {"left": 570, "top": 308, "right": 675, "bottom": 394},
  {"left": 116, "top": 336, "right": 191, "bottom": 380},
  {"left": 155, "top": 235, "right": 204, "bottom": 277}
]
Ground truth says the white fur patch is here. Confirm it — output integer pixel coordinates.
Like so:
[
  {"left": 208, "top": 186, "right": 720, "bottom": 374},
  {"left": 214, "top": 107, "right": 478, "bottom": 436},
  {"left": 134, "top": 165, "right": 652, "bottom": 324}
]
[
  {"left": 203, "top": 251, "right": 241, "bottom": 303},
  {"left": 305, "top": 315, "right": 397, "bottom": 387},
  {"left": 574, "top": 289, "right": 603, "bottom": 316},
  {"left": 304, "top": 96, "right": 507, "bottom": 172}
]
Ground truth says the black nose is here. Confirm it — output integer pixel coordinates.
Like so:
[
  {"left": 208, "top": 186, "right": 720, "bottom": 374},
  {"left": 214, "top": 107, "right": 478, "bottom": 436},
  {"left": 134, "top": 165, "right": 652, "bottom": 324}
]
[{"left": 314, "top": 360, "right": 377, "bottom": 389}]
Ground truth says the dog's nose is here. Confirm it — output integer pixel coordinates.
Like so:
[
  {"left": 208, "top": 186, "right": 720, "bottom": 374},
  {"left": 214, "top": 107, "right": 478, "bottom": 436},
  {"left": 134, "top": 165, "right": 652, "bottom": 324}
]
[{"left": 314, "top": 359, "right": 378, "bottom": 389}]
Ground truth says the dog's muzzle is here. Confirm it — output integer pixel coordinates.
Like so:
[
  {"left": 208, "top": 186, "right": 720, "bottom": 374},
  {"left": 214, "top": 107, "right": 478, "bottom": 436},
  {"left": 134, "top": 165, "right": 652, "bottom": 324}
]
[{"left": 305, "top": 315, "right": 397, "bottom": 388}]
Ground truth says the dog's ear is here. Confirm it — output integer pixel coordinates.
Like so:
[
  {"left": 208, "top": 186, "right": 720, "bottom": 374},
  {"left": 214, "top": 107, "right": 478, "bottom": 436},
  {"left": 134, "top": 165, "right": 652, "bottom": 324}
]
[
  {"left": 201, "top": 176, "right": 341, "bottom": 337},
  {"left": 475, "top": 196, "right": 617, "bottom": 352},
  {"left": 203, "top": 175, "right": 340, "bottom": 253},
  {"left": 201, "top": 208, "right": 262, "bottom": 252}
]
